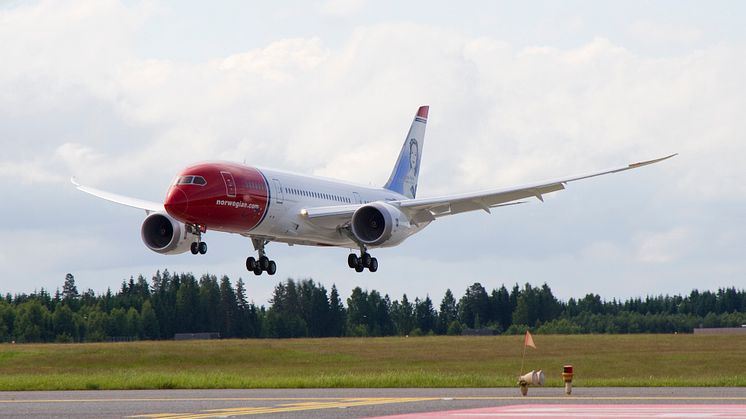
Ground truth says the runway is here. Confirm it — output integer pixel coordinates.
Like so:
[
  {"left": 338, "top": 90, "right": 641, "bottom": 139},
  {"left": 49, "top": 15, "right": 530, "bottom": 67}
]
[{"left": 1, "top": 388, "right": 744, "bottom": 418}]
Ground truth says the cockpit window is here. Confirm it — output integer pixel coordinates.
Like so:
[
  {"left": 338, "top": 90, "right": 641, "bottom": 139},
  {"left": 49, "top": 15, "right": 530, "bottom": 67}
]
[{"left": 175, "top": 175, "right": 206, "bottom": 186}]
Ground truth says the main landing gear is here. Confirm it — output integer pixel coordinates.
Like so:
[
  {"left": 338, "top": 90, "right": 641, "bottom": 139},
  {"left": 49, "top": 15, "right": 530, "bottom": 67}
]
[
  {"left": 348, "top": 246, "right": 378, "bottom": 273},
  {"left": 190, "top": 241, "right": 207, "bottom": 255},
  {"left": 246, "top": 238, "right": 276, "bottom": 276},
  {"left": 189, "top": 225, "right": 207, "bottom": 255}
]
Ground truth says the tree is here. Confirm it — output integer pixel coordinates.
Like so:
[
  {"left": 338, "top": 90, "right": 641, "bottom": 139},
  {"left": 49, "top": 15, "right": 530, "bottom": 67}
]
[
  {"left": 234, "top": 278, "right": 255, "bottom": 338},
  {"left": 346, "top": 287, "right": 371, "bottom": 336},
  {"left": 14, "top": 300, "right": 48, "bottom": 342},
  {"left": 458, "top": 283, "right": 489, "bottom": 328},
  {"left": 85, "top": 307, "right": 108, "bottom": 341},
  {"left": 62, "top": 273, "right": 79, "bottom": 305},
  {"left": 108, "top": 307, "right": 127, "bottom": 337},
  {"left": 52, "top": 304, "right": 76, "bottom": 341},
  {"left": 415, "top": 296, "right": 436, "bottom": 334},
  {"left": 490, "top": 285, "right": 512, "bottom": 331},
  {"left": 437, "top": 289, "right": 458, "bottom": 334},
  {"left": 140, "top": 300, "right": 160, "bottom": 339},
  {"left": 328, "top": 285, "right": 345, "bottom": 337},
  {"left": 219, "top": 276, "right": 238, "bottom": 338},
  {"left": 198, "top": 275, "right": 221, "bottom": 333},
  {"left": 391, "top": 294, "right": 414, "bottom": 335},
  {"left": 369, "top": 291, "right": 393, "bottom": 336},
  {"left": 125, "top": 307, "right": 141, "bottom": 337},
  {"left": 265, "top": 280, "right": 307, "bottom": 338},
  {"left": 175, "top": 274, "right": 199, "bottom": 333},
  {"left": 446, "top": 320, "right": 463, "bottom": 335},
  {"left": 298, "top": 280, "right": 330, "bottom": 337}
]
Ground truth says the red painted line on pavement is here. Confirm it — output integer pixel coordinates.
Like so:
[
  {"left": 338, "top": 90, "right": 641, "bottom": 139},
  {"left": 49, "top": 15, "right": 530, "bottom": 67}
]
[{"left": 370, "top": 404, "right": 746, "bottom": 418}]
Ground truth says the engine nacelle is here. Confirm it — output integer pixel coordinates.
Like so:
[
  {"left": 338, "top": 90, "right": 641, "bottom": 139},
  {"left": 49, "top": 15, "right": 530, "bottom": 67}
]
[
  {"left": 140, "top": 212, "right": 198, "bottom": 255},
  {"left": 351, "top": 202, "right": 412, "bottom": 247}
]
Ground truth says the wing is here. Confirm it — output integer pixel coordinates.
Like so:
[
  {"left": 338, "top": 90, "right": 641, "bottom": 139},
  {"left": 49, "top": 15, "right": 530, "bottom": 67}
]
[
  {"left": 72, "top": 177, "right": 164, "bottom": 214},
  {"left": 303, "top": 154, "right": 676, "bottom": 228}
]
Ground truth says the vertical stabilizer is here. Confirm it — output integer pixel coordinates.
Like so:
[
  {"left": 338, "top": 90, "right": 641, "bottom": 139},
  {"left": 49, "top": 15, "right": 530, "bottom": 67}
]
[{"left": 383, "top": 106, "right": 428, "bottom": 198}]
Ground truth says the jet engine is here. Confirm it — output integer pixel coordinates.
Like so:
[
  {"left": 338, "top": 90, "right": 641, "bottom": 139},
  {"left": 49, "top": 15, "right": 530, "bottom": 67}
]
[
  {"left": 351, "top": 202, "right": 412, "bottom": 247},
  {"left": 140, "top": 212, "right": 199, "bottom": 255}
]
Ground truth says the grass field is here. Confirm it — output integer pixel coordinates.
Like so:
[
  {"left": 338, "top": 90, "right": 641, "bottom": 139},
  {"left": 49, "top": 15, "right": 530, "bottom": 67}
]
[{"left": 1, "top": 335, "right": 745, "bottom": 390}]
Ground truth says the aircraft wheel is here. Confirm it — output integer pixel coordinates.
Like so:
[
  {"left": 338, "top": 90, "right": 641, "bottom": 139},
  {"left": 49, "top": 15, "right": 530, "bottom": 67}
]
[
  {"left": 190, "top": 242, "right": 199, "bottom": 255},
  {"left": 253, "top": 267, "right": 263, "bottom": 276},
  {"left": 267, "top": 260, "right": 277, "bottom": 275},
  {"left": 246, "top": 256, "right": 257, "bottom": 271},
  {"left": 259, "top": 256, "right": 270, "bottom": 270},
  {"left": 198, "top": 241, "right": 207, "bottom": 254},
  {"left": 348, "top": 254, "right": 358, "bottom": 268},
  {"left": 362, "top": 253, "right": 372, "bottom": 268},
  {"left": 368, "top": 257, "right": 378, "bottom": 272},
  {"left": 354, "top": 262, "right": 364, "bottom": 273}
]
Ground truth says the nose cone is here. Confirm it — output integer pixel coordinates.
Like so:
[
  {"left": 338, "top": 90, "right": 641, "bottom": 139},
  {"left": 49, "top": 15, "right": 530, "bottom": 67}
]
[{"left": 164, "top": 187, "right": 189, "bottom": 219}]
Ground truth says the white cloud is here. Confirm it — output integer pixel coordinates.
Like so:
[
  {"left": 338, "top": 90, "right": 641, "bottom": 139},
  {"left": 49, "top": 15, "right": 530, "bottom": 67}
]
[
  {"left": 317, "top": 0, "right": 367, "bottom": 18},
  {"left": 629, "top": 20, "right": 703, "bottom": 45},
  {"left": 0, "top": 160, "right": 64, "bottom": 184},
  {"left": 636, "top": 227, "right": 692, "bottom": 263}
]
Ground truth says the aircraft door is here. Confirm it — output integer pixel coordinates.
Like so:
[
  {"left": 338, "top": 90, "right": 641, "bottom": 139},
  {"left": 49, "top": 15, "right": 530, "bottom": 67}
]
[
  {"left": 220, "top": 171, "right": 237, "bottom": 198},
  {"left": 272, "top": 179, "right": 284, "bottom": 204},
  {"left": 353, "top": 192, "right": 361, "bottom": 204}
]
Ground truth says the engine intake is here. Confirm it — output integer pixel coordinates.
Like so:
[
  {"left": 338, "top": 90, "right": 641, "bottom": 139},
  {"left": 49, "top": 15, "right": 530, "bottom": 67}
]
[
  {"left": 351, "top": 202, "right": 411, "bottom": 246},
  {"left": 141, "top": 213, "right": 198, "bottom": 255}
]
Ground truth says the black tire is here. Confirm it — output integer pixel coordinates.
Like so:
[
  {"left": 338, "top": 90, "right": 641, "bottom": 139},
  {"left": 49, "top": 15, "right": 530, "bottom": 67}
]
[
  {"left": 190, "top": 242, "right": 199, "bottom": 255},
  {"left": 246, "top": 256, "right": 256, "bottom": 271},
  {"left": 259, "top": 256, "right": 270, "bottom": 270},
  {"left": 354, "top": 264, "right": 364, "bottom": 272},
  {"left": 369, "top": 257, "right": 378, "bottom": 272},
  {"left": 362, "top": 253, "right": 372, "bottom": 268},
  {"left": 347, "top": 253, "right": 358, "bottom": 268},
  {"left": 267, "top": 260, "right": 277, "bottom": 275},
  {"left": 198, "top": 241, "right": 207, "bottom": 254},
  {"left": 253, "top": 267, "right": 263, "bottom": 276}
]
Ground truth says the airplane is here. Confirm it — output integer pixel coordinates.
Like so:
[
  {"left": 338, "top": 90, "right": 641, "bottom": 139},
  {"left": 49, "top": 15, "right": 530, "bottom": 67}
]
[{"left": 73, "top": 105, "right": 675, "bottom": 275}]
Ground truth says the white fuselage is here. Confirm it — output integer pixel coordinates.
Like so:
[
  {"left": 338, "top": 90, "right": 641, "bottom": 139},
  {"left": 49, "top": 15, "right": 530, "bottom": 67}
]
[{"left": 243, "top": 167, "right": 428, "bottom": 248}]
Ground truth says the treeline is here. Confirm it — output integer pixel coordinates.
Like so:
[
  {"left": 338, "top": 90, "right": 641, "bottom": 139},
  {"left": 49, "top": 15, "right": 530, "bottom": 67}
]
[{"left": 1, "top": 272, "right": 746, "bottom": 343}]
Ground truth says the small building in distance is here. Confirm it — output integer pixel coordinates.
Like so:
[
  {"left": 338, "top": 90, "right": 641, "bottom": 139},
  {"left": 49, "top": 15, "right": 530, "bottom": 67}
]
[
  {"left": 174, "top": 332, "right": 221, "bottom": 340},
  {"left": 693, "top": 327, "right": 746, "bottom": 335},
  {"left": 461, "top": 328, "right": 498, "bottom": 336}
]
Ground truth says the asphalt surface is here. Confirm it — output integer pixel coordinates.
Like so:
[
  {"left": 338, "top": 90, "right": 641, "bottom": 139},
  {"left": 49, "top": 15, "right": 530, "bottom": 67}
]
[{"left": 0, "top": 388, "right": 744, "bottom": 418}]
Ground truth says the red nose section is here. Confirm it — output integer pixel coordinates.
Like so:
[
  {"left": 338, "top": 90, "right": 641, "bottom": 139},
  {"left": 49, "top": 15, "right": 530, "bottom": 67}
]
[{"left": 164, "top": 187, "right": 189, "bottom": 219}]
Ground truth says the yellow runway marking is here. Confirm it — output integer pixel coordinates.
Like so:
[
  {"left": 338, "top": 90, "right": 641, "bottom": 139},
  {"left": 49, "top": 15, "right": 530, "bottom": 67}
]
[
  {"left": 129, "top": 397, "right": 439, "bottom": 419},
  {"left": 0, "top": 397, "right": 341, "bottom": 404}
]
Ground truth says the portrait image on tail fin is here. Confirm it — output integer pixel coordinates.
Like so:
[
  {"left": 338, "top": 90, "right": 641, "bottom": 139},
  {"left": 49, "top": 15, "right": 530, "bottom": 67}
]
[{"left": 402, "top": 138, "right": 420, "bottom": 197}]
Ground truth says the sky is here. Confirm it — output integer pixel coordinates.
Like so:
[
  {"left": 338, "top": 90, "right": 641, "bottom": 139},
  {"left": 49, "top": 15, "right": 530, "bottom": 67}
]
[{"left": 1, "top": 0, "right": 745, "bottom": 306}]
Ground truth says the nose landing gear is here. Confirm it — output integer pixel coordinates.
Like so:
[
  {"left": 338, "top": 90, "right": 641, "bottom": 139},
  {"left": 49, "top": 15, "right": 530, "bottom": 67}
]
[{"left": 189, "top": 225, "right": 207, "bottom": 255}]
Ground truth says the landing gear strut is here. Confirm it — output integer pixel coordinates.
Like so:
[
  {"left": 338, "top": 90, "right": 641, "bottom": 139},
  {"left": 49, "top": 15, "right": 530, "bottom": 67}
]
[
  {"left": 246, "top": 238, "right": 276, "bottom": 276},
  {"left": 347, "top": 245, "right": 378, "bottom": 273},
  {"left": 189, "top": 225, "right": 207, "bottom": 255}
]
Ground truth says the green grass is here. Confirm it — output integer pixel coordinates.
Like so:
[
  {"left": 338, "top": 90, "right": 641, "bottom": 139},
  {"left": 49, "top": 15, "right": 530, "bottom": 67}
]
[{"left": 1, "top": 335, "right": 745, "bottom": 390}]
